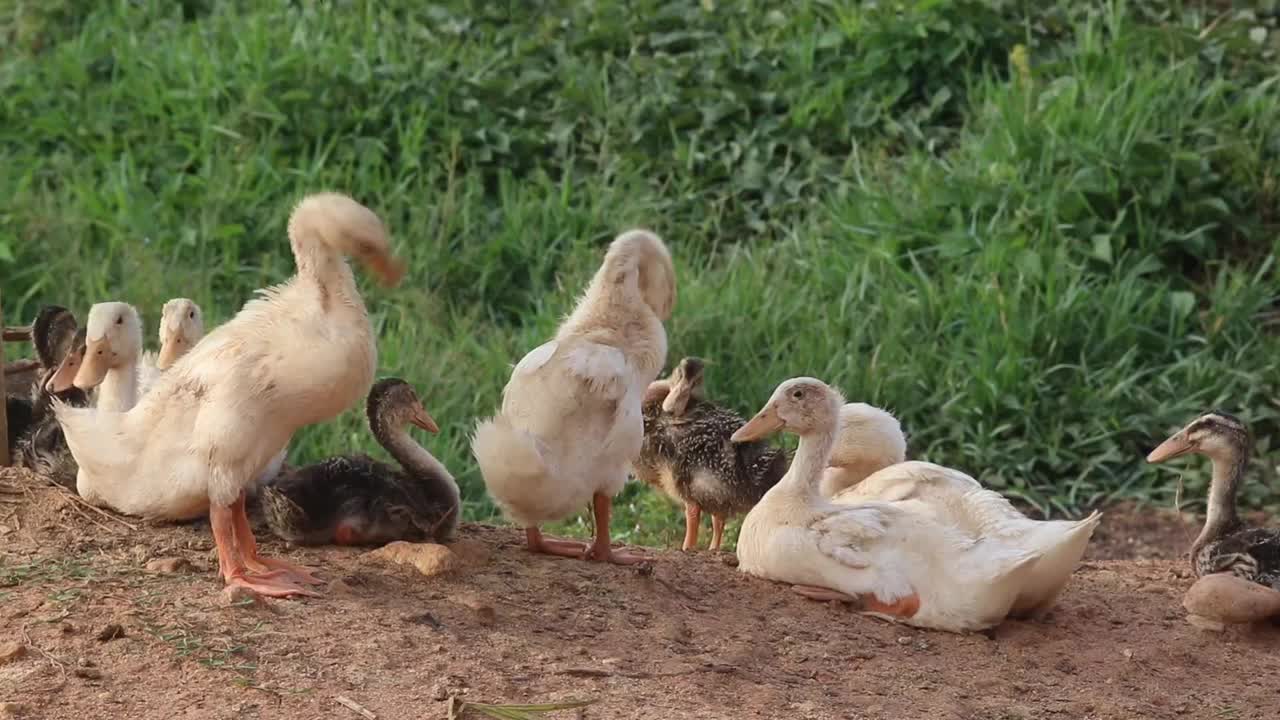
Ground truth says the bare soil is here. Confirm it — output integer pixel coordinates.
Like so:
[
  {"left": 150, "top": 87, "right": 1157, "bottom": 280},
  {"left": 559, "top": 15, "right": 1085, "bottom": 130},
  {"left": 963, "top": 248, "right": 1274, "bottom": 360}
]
[{"left": 1, "top": 467, "right": 1278, "bottom": 720}]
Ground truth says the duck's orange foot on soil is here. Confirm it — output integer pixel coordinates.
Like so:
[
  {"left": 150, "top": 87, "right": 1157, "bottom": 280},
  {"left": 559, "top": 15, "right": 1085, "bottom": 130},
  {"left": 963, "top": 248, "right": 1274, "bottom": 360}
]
[{"left": 792, "top": 584, "right": 921, "bottom": 618}]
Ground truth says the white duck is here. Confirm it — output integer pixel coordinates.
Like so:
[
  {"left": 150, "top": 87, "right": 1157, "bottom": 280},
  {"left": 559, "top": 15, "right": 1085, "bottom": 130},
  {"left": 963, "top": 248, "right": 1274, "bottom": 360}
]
[
  {"left": 137, "top": 297, "right": 206, "bottom": 394},
  {"left": 821, "top": 402, "right": 907, "bottom": 497},
  {"left": 55, "top": 192, "right": 404, "bottom": 598},
  {"left": 67, "top": 302, "right": 145, "bottom": 411},
  {"left": 472, "top": 230, "right": 675, "bottom": 565},
  {"left": 732, "top": 378, "right": 1044, "bottom": 632}
]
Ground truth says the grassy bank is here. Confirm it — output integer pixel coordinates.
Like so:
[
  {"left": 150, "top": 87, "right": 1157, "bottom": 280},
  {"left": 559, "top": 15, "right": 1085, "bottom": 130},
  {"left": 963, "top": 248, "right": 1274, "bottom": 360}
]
[{"left": 2, "top": 1, "right": 1278, "bottom": 549}]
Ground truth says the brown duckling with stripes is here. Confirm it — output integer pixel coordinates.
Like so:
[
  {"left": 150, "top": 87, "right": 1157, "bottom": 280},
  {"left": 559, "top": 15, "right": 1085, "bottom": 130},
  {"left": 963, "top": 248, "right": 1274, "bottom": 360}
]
[
  {"left": 1147, "top": 411, "right": 1280, "bottom": 589},
  {"left": 5, "top": 306, "right": 83, "bottom": 447},
  {"left": 636, "top": 357, "right": 789, "bottom": 551},
  {"left": 261, "top": 378, "right": 460, "bottom": 546}
]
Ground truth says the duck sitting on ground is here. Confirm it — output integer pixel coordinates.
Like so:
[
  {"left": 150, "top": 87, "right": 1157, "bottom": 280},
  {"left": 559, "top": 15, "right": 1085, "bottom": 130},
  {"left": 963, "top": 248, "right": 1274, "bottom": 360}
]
[
  {"left": 12, "top": 308, "right": 90, "bottom": 485},
  {"left": 137, "top": 297, "right": 206, "bottom": 394},
  {"left": 636, "top": 357, "right": 789, "bottom": 551},
  {"left": 261, "top": 378, "right": 459, "bottom": 546},
  {"left": 1147, "top": 411, "right": 1279, "bottom": 588},
  {"left": 732, "top": 377, "right": 1046, "bottom": 633},
  {"left": 472, "top": 230, "right": 675, "bottom": 565}
]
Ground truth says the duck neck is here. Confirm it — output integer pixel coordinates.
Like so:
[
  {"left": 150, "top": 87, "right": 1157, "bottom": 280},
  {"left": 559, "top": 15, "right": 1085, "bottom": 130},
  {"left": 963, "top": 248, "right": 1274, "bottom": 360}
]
[
  {"left": 783, "top": 425, "right": 838, "bottom": 501},
  {"left": 293, "top": 240, "right": 362, "bottom": 308},
  {"left": 377, "top": 423, "right": 459, "bottom": 504},
  {"left": 97, "top": 361, "right": 138, "bottom": 411},
  {"left": 1191, "top": 450, "right": 1245, "bottom": 561}
]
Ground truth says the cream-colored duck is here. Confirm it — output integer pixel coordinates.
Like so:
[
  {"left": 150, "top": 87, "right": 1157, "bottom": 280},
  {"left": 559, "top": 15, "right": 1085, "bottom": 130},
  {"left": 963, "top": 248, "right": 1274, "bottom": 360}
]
[
  {"left": 824, "top": 405, "right": 1102, "bottom": 616},
  {"left": 820, "top": 403, "right": 907, "bottom": 497},
  {"left": 732, "top": 377, "right": 1043, "bottom": 632},
  {"left": 137, "top": 298, "right": 206, "bottom": 393},
  {"left": 472, "top": 230, "right": 675, "bottom": 565},
  {"left": 59, "top": 302, "right": 145, "bottom": 411},
  {"left": 54, "top": 192, "right": 404, "bottom": 598}
]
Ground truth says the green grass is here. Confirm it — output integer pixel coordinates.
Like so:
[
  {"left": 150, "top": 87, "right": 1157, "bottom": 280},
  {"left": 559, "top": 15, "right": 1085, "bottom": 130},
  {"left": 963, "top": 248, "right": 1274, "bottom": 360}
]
[{"left": 3, "top": 1, "right": 1279, "bottom": 550}]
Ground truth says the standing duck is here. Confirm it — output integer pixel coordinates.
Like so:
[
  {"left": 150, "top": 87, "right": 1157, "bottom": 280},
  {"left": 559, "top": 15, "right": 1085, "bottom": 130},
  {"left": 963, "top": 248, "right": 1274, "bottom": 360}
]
[
  {"left": 261, "top": 377, "right": 459, "bottom": 546},
  {"left": 54, "top": 192, "right": 405, "bottom": 598},
  {"left": 1146, "top": 411, "right": 1280, "bottom": 588},
  {"left": 732, "top": 377, "right": 1043, "bottom": 632},
  {"left": 635, "top": 357, "right": 788, "bottom": 551},
  {"left": 472, "top": 230, "right": 675, "bottom": 565}
]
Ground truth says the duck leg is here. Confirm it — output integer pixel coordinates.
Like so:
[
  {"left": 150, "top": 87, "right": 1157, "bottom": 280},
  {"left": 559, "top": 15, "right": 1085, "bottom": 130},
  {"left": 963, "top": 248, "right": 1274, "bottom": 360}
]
[
  {"left": 228, "top": 492, "right": 323, "bottom": 588},
  {"left": 585, "top": 492, "right": 647, "bottom": 565},
  {"left": 709, "top": 514, "right": 726, "bottom": 551},
  {"left": 791, "top": 584, "right": 921, "bottom": 618},
  {"left": 210, "top": 501, "right": 318, "bottom": 598},
  {"left": 525, "top": 527, "right": 590, "bottom": 557},
  {"left": 682, "top": 503, "right": 702, "bottom": 551}
]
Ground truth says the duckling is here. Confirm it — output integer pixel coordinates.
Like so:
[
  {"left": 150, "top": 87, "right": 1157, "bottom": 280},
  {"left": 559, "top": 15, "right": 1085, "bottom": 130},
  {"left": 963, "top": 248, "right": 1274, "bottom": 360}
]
[
  {"left": 4, "top": 305, "right": 80, "bottom": 450},
  {"left": 261, "top": 378, "right": 458, "bottom": 546},
  {"left": 1147, "top": 411, "right": 1280, "bottom": 589},
  {"left": 16, "top": 325, "right": 90, "bottom": 487},
  {"left": 636, "top": 357, "right": 788, "bottom": 551}
]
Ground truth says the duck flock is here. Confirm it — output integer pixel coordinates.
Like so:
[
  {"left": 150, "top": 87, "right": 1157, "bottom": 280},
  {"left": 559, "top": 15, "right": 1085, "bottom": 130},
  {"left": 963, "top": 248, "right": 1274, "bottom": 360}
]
[{"left": 3, "top": 192, "right": 1278, "bottom": 632}]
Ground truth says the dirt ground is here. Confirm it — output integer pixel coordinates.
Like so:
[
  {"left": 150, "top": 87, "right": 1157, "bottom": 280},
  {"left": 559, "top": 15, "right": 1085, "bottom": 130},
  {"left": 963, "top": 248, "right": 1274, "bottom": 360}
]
[{"left": 1, "top": 467, "right": 1278, "bottom": 720}]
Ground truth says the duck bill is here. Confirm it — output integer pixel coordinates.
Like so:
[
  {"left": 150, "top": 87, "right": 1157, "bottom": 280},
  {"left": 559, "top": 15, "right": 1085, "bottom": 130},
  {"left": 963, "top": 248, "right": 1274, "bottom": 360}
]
[
  {"left": 411, "top": 406, "right": 440, "bottom": 433},
  {"left": 73, "top": 339, "right": 112, "bottom": 390},
  {"left": 45, "top": 353, "right": 81, "bottom": 393},
  {"left": 732, "top": 406, "right": 783, "bottom": 443},
  {"left": 643, "top": 380, "right": 671, "bottom": 405},
  {"left": 1147, "top": 433, "right": 1192, "bottom": 464},
  {"left": 367, "top": 253, "right": 407, "bottom": 288},
  {"left": 661, "top": 381, "right": 692, "bottom": 415},
  {"left": 155, "top": 336, "right": 183, "bottom": 370}
]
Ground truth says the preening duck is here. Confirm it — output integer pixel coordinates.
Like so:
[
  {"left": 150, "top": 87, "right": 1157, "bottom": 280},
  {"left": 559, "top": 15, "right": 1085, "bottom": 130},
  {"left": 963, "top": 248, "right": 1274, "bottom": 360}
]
[{"left": 54, "top": 192, "right": 405, "bottom": 598}]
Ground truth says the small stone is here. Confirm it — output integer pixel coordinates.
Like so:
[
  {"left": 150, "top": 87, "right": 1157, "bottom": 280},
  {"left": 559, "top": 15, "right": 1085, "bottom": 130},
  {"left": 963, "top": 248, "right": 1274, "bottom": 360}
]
[
  {"left": 895, "top": 636, "right": 912, "bottom": 645},
  {"left": 0, "top": 642, "right": 26, "bottom": 664},
  {"left": 0, "top": 701, "right": 26, "bottom": 718},
  {"left": 144, "top": 557, "right": 190, "bottom": 574},
  {"left": 1122, "top": 648, "right": 1134, "bottom": 660},
  {"left": 59, "top": 622, "right": 77, "bottom": 636},
  {"left": 1183, "top": 574, "right": 1280, "bottom": 624},
  {"left": 1054, "top": 658, "right": 1077, "bottom": 674},
  {"left": 430, "top": 680, "right": 449, "bottom": 701},
  {"left": 74, "top": 667, "right": 103, "bottom": 680},
  {"left": 220, "top": 585, "right": 269, "bottom": 609},
  {"left": 719, "top": 554, "right": 739, "bottom": 568},
  {"left": 371, "top": 542, "right": 461, "bottom": 578},
  {"left": 449, "top": 594, "right": 495, "bottom": 625},
  {"left": 913, "top": 639, "right": 930, "bottom": 652},
  {"left": 96, "top": 624, "right": 125, "bottom": 642},
  {"left": 601, "top": 657, "right": 622, "bottom": 666},
  {"left": 852, "top": 650, "right": 875, "bottom": 660}
]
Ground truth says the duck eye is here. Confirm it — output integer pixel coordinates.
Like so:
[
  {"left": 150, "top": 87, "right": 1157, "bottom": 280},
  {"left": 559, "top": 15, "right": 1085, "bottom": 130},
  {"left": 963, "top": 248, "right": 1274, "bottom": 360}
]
[
  {"left": 189, "top": 311, "right": 195, "bottom": 319},
  {"left": 791, "top": 389, "right": 803, "bottom": 400},
  {"left": 116, "top": 316, "right": 123, "bottom": 325}
]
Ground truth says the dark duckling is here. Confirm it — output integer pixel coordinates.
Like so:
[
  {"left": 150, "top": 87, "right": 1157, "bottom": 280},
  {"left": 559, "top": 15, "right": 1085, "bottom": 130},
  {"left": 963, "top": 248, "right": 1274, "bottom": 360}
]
[
  {"left": 5, "top": 305, "right": 77, "bottom": 449},
  {"left": 16, "top": 321, "right": 90, "bottom": 487},
  {"left": 261, "top": 378, "right": 460, "bottom": 546},
  {"left": 1147, "top": 411, "right": 1280, "bottom": 588},
  {"left": 636, "top": 357, "right": 789, "bottom": 551}
]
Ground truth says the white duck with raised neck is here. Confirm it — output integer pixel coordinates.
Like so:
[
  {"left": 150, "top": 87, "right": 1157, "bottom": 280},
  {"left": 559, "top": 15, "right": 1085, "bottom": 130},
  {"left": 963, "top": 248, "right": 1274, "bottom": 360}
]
[
  {"left": 74, "top": 302, "right": 144, "bottom": 412},
  {"left": 732, "top": 377, "right": 1043, "bottom": 633}
]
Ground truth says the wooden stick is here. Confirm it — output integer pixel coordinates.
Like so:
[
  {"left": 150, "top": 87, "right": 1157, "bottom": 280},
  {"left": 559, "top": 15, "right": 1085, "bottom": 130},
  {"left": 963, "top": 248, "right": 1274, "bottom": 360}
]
[
  {"left": 335, "top": 695, "right": 377, "bottom": 720},
  {"left": 2, "top": 325, "right": 31, "bottom": 342},
  {"left": 1, "top": 289, "right": 9, "bottom": 466},
  {"left": 4, "top": 359, "right": 40, "bottom": 375}
]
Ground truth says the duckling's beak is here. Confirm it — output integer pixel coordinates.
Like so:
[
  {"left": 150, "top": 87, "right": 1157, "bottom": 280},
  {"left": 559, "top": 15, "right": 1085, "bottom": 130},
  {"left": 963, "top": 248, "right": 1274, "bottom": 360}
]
[
  {"left": 410, "top": 405, "right": 440, "bottom": 434},
  {"left": 732, "top": 405, "right": 783, "bottom": 443},
  {"left": 1147, "top": 432, "right": 1193, "bottom": 464},
  {"left": 367, "top": 253, "right": 407, "bottom": 288},
  {"left": 73, "top": 338, "right": 112, "bottom": 390},
  {"left": 661, "top": 381, "right": 693, "bottom": 415},
  {"left": 45, "top": 353, "right": 81, "bottom": 394},
  {"left": 643, "top": 380, "right": 671, "bottom": 405}
]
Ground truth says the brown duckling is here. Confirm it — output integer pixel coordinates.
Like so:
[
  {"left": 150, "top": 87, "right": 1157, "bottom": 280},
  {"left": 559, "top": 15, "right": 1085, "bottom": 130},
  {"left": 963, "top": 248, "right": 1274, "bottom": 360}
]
[
  {"left": 1147, "top": 411, "right": 1280, "bottom": 589},
  {"left": 261, "top": 378, "right": 459, "bottom": 546},
  {"left": 636, "top": 357, "right": 789, "bottom": 551},
  {"left": 5, "top": 305, "right": 78, "bottom": 448},
  {"left": 16, "top": 322, "right": 90, "bottom": 484}
]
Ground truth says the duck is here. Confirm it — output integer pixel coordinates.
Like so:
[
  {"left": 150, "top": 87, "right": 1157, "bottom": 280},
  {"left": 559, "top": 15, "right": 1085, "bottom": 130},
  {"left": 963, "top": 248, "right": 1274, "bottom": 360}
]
[
  {"left": 731, "top": 377, "right": 1044, "bottom": 633},
  {"left": 54, "top": 192, "right": 405, "bottom": 598},
  {"left": 472, "top": 230, "right": 675, "bottom": 565},
  {"left": 4, "top": 305, "right": 81, "bottom": 450},
  {"left": 831, "top": 459, "right": 1102, "bottom": 617},
  {"left": 820, "top": 403, "right": 907, "bottom": 497},
  {"left": 11, "top": 309, "right": 91, "bottom": 486},
  {"left": 260, "top": 377, "right": 459, "bottom": 546},
  {"left": 1146, "top": 411, "right": 1280, "bottom": 589},
  {"left": 54, "top": 301, "right": 147, "bottom": 412},
  {"left": 635, "top": 357, "right": 789, "bottom": 551},
  {"left": 137, "top": 297, "right": 206, "bottom": 394}
]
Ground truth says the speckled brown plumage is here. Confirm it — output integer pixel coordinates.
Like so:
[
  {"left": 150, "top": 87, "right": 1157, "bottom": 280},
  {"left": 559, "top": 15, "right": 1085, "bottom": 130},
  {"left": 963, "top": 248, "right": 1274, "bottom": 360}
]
[
  {"left": 261, "top": 378, "right": 458, "bottom": 547},
  {"left": 12, "top": 310, "right": 89, "bottom": 488},
  {"left": 635, "top": 358, "right": 788, "bottom": 549},
  {"left": 1149, "top": 410, "right": 1280, "bottom": 590}
]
